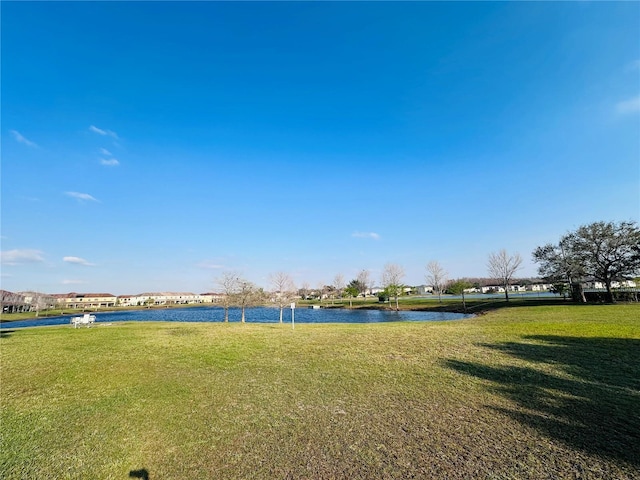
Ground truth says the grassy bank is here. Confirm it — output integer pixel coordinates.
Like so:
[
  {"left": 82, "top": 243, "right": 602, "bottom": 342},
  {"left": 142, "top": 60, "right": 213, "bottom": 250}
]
[{"left": 1, "top": 304, "right": 638, "bottom": 479}]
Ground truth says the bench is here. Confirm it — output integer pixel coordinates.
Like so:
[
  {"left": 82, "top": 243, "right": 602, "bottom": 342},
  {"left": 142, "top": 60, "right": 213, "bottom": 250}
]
[{"left": 71, "top": 313, "right": 96, "bottom": 328}]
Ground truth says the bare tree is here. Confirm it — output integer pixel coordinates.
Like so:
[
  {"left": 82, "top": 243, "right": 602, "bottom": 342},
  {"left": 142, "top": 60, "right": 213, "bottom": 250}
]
[
  {"left": 487, "top": 249, "right": 523, "bottom": 301},
  {"left": 357, "top": 269, "right": 371, "bottom": 298},
  {"left": 425, "top": 260, "right": 448, "bottom": 303},
  {"left": 299, "top": 282, "right": 310, "bottom": 300},
  {"left": 232, "top": 278, "right": 260, "bottom": 323},
  {"left": 333, "top": 273, "right": 345, "bottom": 304},
  {"left": 217, "top": 271, "right": 240, "bottom": 322},
  {"left": 381, "top": 263, "right": 405, "bottom": 311},
  {"left": 1, "top": 290, "right": 26, "bottom": 313},
  {"left": 23, "top": 291, "right": 50, "bottom": 317},
  {"left": 270, "top": 271, "right": 296, "bottom": 323},
  {"left": 316, "top": 282, "right": 326, "bottom": 304}
]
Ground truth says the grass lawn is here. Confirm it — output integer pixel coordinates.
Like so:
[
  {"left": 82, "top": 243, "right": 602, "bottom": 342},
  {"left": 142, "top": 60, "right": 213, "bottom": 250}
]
[{"left": 1, "top": 304, "right": 639, "bottom": 479}]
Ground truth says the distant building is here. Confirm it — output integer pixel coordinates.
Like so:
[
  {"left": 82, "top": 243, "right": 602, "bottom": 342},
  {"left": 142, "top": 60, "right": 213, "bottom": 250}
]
[
  {"left": 60, "top": 293, "right": 117, "bottom": 309},
  {"left": 1, "top": 290, "right": 27, "bottom": 313},
  {"left": 415, "top": 285, "right": 434, "bottom": 295}
]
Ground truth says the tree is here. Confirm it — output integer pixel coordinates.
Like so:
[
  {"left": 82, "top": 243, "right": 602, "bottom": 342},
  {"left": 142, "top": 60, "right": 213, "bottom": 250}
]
[
  {"left": 269, "top": 271, "right": 296, "bottom": 324},
  {"left": 332, "top": 273, "right": 345, "bottom": 304},
  {"left": 550, "top": 282, "right": 570, "bottom": 300},
  {"left": 344, "top": 280, "right": 361, "bottom": 308},
  {"left": 316, "top": 282, "right": 327, "bottom": 304},
  {"left": 535, "top": 221, "right": 640, "bottom": 303},
  {"left": 217, "top": 271, "right": 240, "bottom": 322},
  {"left": 356, "top": 269, "right": 371, "bottom": 298},
  {"left": 487, "top": 249, "right": 523, "bottom": 301},
  {"left": 381, "top": 263, "right": 405, "bottom": 311},
  {"left": 425, "top": 260, "right": 448, "bottom": 303},
  {"left": 30, "top": 292, "right": 45, "bottom": 317},
  {"left": 447, "top": 280, "right": 472, "bottom": 313},
  {"left": 298, "top": 282, "right": 310, "bottom": 300},
  {"left": 232, "top": 278, "right": 261, "bottom": 323},
  {"left": 532, "top": 238, "right": 585, "bottom": 301}
]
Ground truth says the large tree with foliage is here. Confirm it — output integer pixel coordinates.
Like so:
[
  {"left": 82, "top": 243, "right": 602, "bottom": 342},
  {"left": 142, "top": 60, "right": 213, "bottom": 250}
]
[
  {"left": 534, "top": 220, "right": 640, "bottom": 303},
  {"left": 487, "top": 249, "right": 523, "bottom": 301},
  {"left": 345, "top": 279, "right": 363, "bottom": 308},
  {"left": 532, "top": 237, "right": 585, "bottom": 301}
]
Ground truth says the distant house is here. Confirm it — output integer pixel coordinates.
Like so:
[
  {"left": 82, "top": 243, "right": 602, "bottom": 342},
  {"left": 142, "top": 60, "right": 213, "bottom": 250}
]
[
  {"left": 415, "top": 285, "right": 434, "bottom": 295},
  {"left": 583, "top": 280, "right": 637, "bottom": 289},
  {"left": 134, "top": 292, "right": 201, "bottom": 306},
  {"left": 61, "top": 292, "right": 117, "bottom": 309},
  {"left": 116, "top": 295, "right": 146, "bottom": 307},
  {"left": 200, "top": 292, "right": 224, "bottom": 303},
  {"left": 481, "top": 286, "right": 503, "bottom": 293},
  {"left": 1, "top": 290, "right": 27, "bottom": 313},
  {"left": 369, "top": 287, "right": 385, "bottom": 296}
]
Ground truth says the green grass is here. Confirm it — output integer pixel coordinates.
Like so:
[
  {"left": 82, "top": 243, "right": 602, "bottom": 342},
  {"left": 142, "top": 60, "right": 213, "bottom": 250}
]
[
  {"left": 1, "top": 304, "right": 639, "bottom": 479},
  {"left": 305, "top": 293, "right": 570, "bottom": 313}
]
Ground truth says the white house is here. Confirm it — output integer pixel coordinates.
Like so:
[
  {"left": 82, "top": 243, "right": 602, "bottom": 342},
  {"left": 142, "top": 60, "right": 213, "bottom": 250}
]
[
  {"left": 415, "top": 285, "right": 434, "bottom": 295},
  {"left": 200, "top": 292, "right": 224, "bottom": 303}
]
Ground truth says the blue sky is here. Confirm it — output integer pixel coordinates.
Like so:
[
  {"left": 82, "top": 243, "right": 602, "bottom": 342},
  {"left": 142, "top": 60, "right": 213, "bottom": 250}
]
[{"left": 2, "top": 1, "right": 639, "bottom": 295}]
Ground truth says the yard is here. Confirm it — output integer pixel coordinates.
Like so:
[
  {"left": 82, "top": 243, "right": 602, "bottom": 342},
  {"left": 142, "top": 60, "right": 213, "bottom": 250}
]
[{"left": 1, "top": 304, "right": 638, "bottom": 479}]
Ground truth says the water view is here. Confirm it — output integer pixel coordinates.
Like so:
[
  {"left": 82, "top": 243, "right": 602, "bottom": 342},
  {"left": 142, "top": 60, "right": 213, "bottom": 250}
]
[{"left": 0, "top": 306, "right": 472, "bottom": 329}]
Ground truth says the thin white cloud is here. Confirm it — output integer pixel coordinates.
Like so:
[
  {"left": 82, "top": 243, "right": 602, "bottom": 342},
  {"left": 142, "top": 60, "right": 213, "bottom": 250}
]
[
  {"left": 616, "top": 95, "right": 640, "bottom": 114},
  {"left": 99, "top": 148, "right": 113, "bottom": 156},
  {"left": 89, "top": 125, "right": 118, "bottom": 139},
  {"left": 351, "top": 231, "right": 381, "bottom": 240},
  {"left": 1, "top": 249, "right": 45, "bottom": 265},
  {"left": 197, "top": 261, "right": 225, "bottom": 269},
  {"left": 65, "top": 191, "right": 99, "bottom": 202},
  {"left": 10, "top": 130, "right": 38, "bottom": 148},
  {"left": 100, "top": 158, "right": 120, "bottom": 166},
  {"left": 62, "top": 279, "right": 87, "bottom": 285},
  {"left": 63, "top": 256, "right": 95, "bottom": 266}
]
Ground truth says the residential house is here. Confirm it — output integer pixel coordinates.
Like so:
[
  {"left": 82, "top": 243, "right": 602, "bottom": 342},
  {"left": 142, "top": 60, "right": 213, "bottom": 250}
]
[
  {"left": 61, "top": 293, "right": 117, "bottom": 309},
  {"left": 200, "top": 292, "right": 224, "bottom": 303},
  {"left": 415, "top": 285, "right": 434, "bottom": 295},
  {"left": 1, "top": 290, "right": 27, "bottom": 313}
]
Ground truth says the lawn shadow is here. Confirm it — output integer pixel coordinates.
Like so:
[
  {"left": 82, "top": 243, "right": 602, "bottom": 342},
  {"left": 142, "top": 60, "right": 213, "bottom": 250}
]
[
  {"left": 0, "top": 330, "right": 16, "bottom": 338},
  {"left": 129, "top": 468, "right": 149, "bottom": 479},
  {"left": 465, "top": 298, "right": 589, "bottom": 314},
  {"left": 416, "top": 297, "right": 573, "bottom": 314},
  {"left": 444, "top": 336, "right": 640, "bottom": 466}
]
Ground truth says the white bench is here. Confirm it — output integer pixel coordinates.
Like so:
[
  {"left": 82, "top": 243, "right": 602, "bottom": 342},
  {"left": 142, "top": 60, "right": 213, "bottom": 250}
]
[{"left": 71, "top": 313, "right": 96, "bottom": 328}]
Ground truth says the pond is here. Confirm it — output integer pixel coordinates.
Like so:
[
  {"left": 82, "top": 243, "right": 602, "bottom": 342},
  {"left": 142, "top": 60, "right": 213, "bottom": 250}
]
[{"left": 0, "top": 306, "right": 472, "bottom": 329}]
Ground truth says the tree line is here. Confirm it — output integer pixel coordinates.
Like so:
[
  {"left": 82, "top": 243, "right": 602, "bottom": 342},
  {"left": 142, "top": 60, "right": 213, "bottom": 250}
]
[{"left": 216, "top": 220, "right": 639, "bottom": 320}]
